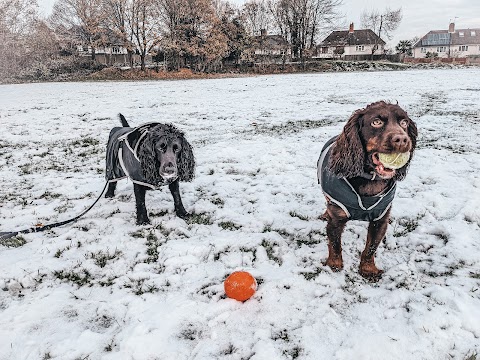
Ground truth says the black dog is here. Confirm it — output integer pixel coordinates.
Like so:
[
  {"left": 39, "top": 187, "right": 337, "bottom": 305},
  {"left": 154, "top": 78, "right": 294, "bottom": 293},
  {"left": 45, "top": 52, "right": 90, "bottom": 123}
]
[{"left": 105, "top": 114, "right": 195, "bottom": 224}]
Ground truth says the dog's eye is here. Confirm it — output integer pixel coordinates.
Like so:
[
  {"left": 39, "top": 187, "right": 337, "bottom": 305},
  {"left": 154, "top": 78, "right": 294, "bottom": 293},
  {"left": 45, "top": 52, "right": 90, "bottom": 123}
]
[
  {"left": 173, "top": 144, "right": 179, "bottom": 152},
  {"left": 372, "top": 119, "right": 384, "bottom": 128},
  {"left": 160, "top": 143, "right": 167, "bottom": 151},
  {"left": 399, "top": 119, "right": 409, "bottom": 128}
]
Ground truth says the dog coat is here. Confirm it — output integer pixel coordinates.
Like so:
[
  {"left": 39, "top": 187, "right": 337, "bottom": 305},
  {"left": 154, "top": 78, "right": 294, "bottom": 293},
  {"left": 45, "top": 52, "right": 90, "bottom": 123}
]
[
  {"left": 105, "top": 123, "right": 173, "bottom": 189},
  {"left": 317, "top": 136, "right": 396, "bottom": 222}
]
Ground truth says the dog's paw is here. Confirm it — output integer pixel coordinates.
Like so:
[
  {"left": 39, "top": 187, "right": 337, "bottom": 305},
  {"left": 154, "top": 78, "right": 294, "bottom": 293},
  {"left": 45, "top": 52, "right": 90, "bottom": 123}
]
[
  {"left": 136, "top": 218, "right": 151, "bottom": 226},
  {"left": 324, "top": 257, "right": 344, "bottom": 272},
  {"left": 359, "top": 262, "right": 384, "bottom": 281},
  {"left": 176, "top": 211, "right": 191, "bottom": 221}
]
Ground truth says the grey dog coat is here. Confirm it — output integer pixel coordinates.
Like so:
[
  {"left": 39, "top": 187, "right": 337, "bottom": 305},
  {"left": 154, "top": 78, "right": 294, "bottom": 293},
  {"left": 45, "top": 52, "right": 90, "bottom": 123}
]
[
  {"left": 317, "top": 136, "right": 396, "bottom": 222},
  {"left": 106, "top": 123, "right": 171, "bottom": 189}
]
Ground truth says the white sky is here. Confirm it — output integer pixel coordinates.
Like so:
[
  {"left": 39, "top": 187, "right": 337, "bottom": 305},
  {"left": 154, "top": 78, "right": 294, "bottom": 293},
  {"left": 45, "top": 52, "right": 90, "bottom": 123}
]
[{"left": 38, "top": 0, "right": 480, "bottom": 48}]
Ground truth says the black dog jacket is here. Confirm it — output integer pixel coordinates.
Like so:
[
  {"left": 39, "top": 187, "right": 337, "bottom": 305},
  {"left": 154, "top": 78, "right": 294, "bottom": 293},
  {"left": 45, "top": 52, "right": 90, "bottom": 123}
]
[
  {"left": 105, "top": 123, "right": 172, "bottom": 189},
  {"left": 317, "top": 136, "right": 396, "bottom": 222}
]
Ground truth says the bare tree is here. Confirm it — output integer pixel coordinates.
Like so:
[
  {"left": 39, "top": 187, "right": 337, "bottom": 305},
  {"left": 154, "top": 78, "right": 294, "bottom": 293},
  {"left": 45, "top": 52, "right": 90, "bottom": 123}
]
[
  {"left": 50, "top": 0, "right": 107, "bottom": 60},
  {"left": 0, "top": 0, "right": 39, "bottom": 79},
  {"left": 242, "top": 0, "right": 271, "bottom": 36},
  {"left": 267, "top": 0, "right": 342, "bottom": 63},
  {"left": 127, "top": 0, "right": 162, "bottom": 71},
  {"left": 361, "top": 7, "right": 402, "bottom": 59},
  {"left": 103, "top": 0, "right": 134, "bottom": 66}
]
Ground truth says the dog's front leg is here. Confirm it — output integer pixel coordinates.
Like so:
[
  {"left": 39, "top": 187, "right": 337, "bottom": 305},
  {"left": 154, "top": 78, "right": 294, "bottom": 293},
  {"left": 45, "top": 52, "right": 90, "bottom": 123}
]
[
  {"left": 134, "top": 183, "right": 150, "bottom": 225},
  {"left": 168, "top": 179, "right": 190, "bottom": 219},
  {"left": 359, "top": 208, "right": 391, "bottom": 279},
  {"left": 325, "top": 204, "right": 348, "bottom": 271}
]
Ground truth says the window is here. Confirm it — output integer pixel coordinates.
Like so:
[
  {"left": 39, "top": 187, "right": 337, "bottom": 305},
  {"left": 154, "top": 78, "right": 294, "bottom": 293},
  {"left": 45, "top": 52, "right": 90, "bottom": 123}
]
[
  {"left": 471, "top": 31, "right": 476, "bottom": 36},
  {"left": 112, "top": 46, "right": 121, "bottom": 54},
  {"left": 421, "top": 47, "right": 427, "bottom": 53},
  {"left": 459, "top": 45, "right": 469, "bottom": 51},
  {"left": 437, "top": 46, "right": 446, "bottom": 52},
  {"left": 321, "top": 47, "right": 328, "bottom": 54},
  {"left": 355, "top": 45, "right": 365, "bottom": 51},
  {"left": 459, "top": 31, "right": 464, "bottom": 37}
]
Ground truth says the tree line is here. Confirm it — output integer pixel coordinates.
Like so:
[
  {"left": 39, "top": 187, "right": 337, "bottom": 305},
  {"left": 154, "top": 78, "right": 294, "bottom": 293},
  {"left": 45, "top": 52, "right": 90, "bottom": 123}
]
[{"left": 1, "top": 0, "right": 407, "bottom": 80}]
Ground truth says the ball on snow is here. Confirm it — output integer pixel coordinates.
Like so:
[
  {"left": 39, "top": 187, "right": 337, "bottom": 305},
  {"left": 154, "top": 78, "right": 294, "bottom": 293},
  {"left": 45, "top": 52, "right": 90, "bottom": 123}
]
[{"left": 224, "top": 271, "right": 257, "bottom": 301}]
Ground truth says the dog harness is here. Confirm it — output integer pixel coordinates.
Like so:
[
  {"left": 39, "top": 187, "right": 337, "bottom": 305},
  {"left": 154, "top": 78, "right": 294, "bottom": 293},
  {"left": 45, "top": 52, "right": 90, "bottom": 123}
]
[
  {"left": 317, "top": 136, "right": 397, "bottom": 222},
  {"left": 105, "top": 123, "right": 173, "bottom": 189}
]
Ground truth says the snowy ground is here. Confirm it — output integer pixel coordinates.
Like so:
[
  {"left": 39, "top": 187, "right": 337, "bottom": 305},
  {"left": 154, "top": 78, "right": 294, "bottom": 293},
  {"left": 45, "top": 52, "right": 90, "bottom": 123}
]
[{"left": 1, "top": 69, "right": 480, "bottom": 360}]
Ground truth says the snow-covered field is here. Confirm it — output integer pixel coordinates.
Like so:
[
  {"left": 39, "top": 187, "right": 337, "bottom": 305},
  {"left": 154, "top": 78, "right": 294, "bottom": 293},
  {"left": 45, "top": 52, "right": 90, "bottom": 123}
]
[{"left": 1, "top": 69, "right": 480, "bottom": 360}]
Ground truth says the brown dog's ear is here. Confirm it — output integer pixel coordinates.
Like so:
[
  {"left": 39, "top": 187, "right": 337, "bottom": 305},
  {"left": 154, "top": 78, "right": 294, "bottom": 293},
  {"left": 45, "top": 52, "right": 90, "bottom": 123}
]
[
  {"left": 394, "top": 118, "right": 418, "bottom": 181},
  {"left": 328, "top": 110, "right": 366, "bottom": 178}
]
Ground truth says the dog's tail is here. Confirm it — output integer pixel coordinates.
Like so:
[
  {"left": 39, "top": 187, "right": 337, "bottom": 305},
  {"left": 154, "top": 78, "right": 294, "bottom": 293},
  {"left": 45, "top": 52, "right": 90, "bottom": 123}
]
[{"left": 119, "top": 113, "right": 130, "bottom": 127}]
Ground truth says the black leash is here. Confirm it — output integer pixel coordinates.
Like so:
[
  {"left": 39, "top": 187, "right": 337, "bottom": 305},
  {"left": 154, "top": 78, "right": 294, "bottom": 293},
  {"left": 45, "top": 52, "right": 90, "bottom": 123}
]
[{"left": 0, "top": 182, "right": 109, "bottom": 241}]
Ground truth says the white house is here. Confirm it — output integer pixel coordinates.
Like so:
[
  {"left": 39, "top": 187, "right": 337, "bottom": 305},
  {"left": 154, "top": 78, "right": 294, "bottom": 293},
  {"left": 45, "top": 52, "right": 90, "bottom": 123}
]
[
  {"left": 316, "top": 23, "right": 385, "bottom": 59},
  {"left": 413, "top": 23, "right": 480, "bottom": 58}
]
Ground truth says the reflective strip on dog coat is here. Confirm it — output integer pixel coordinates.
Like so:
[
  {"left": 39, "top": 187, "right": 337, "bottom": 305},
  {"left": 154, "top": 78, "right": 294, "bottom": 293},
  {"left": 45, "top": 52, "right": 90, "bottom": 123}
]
[{"left": 317, "top": 136, "right": 396, "bottom": 222}]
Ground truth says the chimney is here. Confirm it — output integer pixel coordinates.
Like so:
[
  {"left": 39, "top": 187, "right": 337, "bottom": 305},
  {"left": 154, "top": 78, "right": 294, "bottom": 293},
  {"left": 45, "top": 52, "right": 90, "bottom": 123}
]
[
  {"left": 349, "top": 23, "right": 354, "bottom": 34},
  {"left": 260, "top": 29, "right": 267, "bottom": 38},
  {"left": 448, "top": 22, "right": 455, "bottom": 33}
]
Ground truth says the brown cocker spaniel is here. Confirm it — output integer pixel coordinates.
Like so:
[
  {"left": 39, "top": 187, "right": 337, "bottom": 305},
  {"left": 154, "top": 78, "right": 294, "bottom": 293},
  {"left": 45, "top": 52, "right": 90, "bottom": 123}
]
[{"left": 317, "top": 101, "right": 418, "bottom": 279}]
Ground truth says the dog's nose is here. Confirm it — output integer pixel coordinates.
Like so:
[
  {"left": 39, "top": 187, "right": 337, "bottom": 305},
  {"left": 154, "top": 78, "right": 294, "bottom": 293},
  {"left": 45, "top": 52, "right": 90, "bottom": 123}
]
[{"left": 392, "top": 134, "right": 409, "bottom": 150}]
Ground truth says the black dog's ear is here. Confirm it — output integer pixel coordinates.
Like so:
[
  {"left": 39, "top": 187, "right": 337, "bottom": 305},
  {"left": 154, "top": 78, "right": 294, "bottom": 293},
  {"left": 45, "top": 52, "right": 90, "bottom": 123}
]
[
  {"left": 178, "top": 136, "right": 195, "bottom": 182},
  {"left": 394, "top": 118, "right": 418, "bottom": 181},
  {"left": 138, "top": 131, "right": 161, "bottom": 185},
  {"left": 328, "top": 110, "right": 366, "bottom": 178}
]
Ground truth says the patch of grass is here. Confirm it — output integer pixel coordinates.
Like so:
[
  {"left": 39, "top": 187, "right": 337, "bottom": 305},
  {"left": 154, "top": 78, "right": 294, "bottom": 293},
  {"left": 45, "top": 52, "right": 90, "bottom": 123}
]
[
  {"left": 124, "top": 277, "right": 159, "bottom": 295},
  {"left": 210, "top": 197, "right": 225, "bottom": 207},
  {"left": 18, "top": 164, "right": 33, "bottom": 175},
  {"left": 145, "top": 231, "right": 162, "bottom": 264},
  {"left": 283, "top": 346, "right": 302, "bottom": 359},
  {"left": 70, "top": 137, "right": 100, "bottom": 148},
  {"left": 38, "top": 191, "right": 62, "bottom": 200},
  {"left": 223, "top": 344, "right": 236, "bottom": 355},
  {"left": 218, "top": 221, "right": 241, "bottom": 231},
  {"left": 149, "top": 209, "right": 169, "bottom": 217},
  {"left": 272, "top": 329, "right": 289, "bottom": 342},
  {"left": 53, "top": 268, "right": 93, "bottom": 287},
  {"left": 89, "top": 249, "right": 122, "bottom": 268},
  {"left": 130, "top": 230, "right": 144, "bottom": 238},
  {"left": 261, "top": 239, "right": 282, "bottom": 266},
  {"left": 300, "top": 267, "right": 324, "bottom": 281},
  {"left": 0, "top": 235, "right": 27, "bottom": 248},
  {"left": 179, "top": 323, "right": 203, "bottom": 341},
  {"left": 188, "top": 213, "right": 213, "bottom": 225},
  {"left": 464, "top": 351, "right": 477, "bottom": 360},
  {"left": 214, "top": 246, "right": 230, "bottom": 261},
  {"left": 289, "top": 211, "right": 309, "bottom": 221},
  {"left": 393, "top": 214, "right": 424, "bottom": 238},
  {"left": 470, "top": 273, "right": 480, "bottom": 279}
]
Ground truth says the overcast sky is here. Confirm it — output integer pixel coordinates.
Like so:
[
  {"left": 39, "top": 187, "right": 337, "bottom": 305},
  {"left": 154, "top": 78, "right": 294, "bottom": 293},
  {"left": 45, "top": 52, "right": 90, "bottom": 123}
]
[{"left": 38, "top": 0, "right": 480, "bottom": 48}]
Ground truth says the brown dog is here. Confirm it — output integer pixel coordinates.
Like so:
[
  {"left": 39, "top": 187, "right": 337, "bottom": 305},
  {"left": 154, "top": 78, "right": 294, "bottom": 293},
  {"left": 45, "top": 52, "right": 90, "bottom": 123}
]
[{"left": 317, "top": 101, "right": 418, "bottom": 279}]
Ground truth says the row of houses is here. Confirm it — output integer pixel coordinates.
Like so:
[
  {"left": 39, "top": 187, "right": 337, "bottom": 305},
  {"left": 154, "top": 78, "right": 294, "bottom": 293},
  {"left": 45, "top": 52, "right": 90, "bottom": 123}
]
[{"left": 75, "top": 22, "right": 480, "bottom": 66}]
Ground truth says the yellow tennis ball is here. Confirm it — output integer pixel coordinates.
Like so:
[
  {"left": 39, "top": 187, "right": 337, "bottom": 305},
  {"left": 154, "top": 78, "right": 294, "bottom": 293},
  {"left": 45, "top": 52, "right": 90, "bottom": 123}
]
[{"left": 378, "top": 152, "right": 410, "bottom": 169}]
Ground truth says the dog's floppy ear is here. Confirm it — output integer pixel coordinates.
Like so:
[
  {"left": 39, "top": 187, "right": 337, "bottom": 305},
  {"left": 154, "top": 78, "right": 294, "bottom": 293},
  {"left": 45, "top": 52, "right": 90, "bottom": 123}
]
[
  {"left": 178, "top": 136, "right": 195, "bottom": 182},
  {"left": 328, "top": 109, "right": 366, "bottom": 178},
  {"left": 394, "top": 118, "right": 418, "bottom": 181},
  {"left": 138, "top": 130, "right": 161, "bottom": 184}
]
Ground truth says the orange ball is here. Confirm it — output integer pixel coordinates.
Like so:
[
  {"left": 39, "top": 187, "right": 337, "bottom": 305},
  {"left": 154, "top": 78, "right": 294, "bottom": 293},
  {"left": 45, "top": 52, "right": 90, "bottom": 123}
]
[{"left": 224, "top": 271, "right": 257, "bottom": 301}]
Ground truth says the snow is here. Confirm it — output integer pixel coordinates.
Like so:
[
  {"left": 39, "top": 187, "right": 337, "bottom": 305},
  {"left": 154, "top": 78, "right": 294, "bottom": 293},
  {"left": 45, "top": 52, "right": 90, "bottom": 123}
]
[{"left": 1, "top": 68, "right": 480, "bottom": 360}]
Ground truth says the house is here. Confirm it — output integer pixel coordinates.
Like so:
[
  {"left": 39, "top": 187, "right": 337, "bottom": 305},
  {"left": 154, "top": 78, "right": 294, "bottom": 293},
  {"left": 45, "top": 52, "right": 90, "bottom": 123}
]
[
  {"left": 316, "top": 23, "right": 386, "bottom": 60},
  {"left": 413, "top": 23, "right": 480, "bottom": 58},
  {"left": 252, "top": 29, "right": 291, "bottom": 63}
]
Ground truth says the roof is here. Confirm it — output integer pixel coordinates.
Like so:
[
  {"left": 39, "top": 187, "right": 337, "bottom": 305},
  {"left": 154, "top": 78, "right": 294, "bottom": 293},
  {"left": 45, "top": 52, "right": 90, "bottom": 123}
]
[
  {"left": 253, "top": 34, "right": 289, "bottom": 49},
  {"left": 320, "top": 29, "right": 386, "bottom": 47},
  {"left": 415, "top": 28, "right": 480, "bottom": 47}
]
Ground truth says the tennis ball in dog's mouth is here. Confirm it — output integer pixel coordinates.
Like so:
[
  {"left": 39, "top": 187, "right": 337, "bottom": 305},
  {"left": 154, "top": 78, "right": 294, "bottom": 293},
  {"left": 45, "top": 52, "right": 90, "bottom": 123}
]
[{"left": 378, "top": 152, "right": 410, "bottom": 170}]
